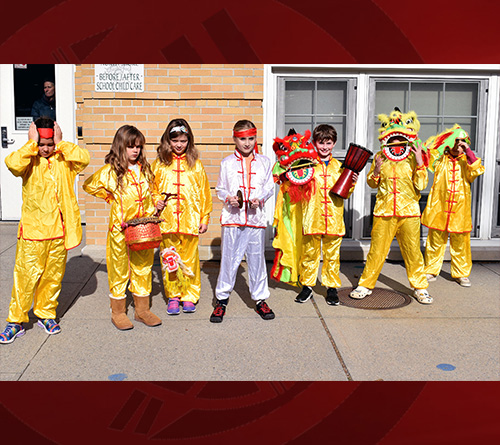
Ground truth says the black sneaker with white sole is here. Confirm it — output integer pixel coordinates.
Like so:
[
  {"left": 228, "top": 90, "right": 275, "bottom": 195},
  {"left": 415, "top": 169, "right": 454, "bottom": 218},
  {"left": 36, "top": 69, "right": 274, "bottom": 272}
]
[
  {"left": 295, "top": 286, "right": 312, "bottom": 303},
  {"left": 326, "top": 287, "right": 340, "bottom": 306}
]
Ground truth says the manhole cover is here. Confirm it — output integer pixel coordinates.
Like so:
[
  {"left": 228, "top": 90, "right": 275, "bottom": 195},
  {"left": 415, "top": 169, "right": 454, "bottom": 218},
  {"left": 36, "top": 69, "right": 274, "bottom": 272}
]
[{"left": 338, "top": 287, "right": 412, "bottom": 310}]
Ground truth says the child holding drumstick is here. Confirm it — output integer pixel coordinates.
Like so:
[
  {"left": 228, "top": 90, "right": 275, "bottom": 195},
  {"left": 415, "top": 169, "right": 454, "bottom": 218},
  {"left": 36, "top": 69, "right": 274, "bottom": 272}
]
[
  {"left": 211, "top": 119, "right": 275, "bottom": 323},
  {"left": 152, "top": 118, "right": 212, "bottom": 315}
]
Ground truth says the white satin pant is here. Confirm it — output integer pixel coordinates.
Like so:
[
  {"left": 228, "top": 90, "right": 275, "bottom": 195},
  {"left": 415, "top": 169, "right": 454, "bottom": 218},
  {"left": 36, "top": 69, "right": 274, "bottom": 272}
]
[{"left": 215, "top": 226, "right": 270, "bottom": 301}]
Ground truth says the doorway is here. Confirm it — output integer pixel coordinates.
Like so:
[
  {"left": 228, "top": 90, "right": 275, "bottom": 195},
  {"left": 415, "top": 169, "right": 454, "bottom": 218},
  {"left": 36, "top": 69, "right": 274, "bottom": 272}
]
[{"left": 0, "top": 64, "right": 75, "bottom": 220}]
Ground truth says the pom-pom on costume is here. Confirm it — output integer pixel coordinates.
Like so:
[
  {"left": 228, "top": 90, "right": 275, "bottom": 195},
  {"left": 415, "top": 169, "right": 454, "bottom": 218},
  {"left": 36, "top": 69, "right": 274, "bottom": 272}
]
[
  {"left": 152, "top": 156, "right": 212, "bottom": 303},
  {"left": 422, "top": 125, "right": 484, "bottom": 280},
  {"left": 215, "top": 145, "right": 274, "bottom": 302},
  {"left": 83, "top": 163, "right": 162, "bottom": 329},
  {"left": 5, "top": 139, "right": 89, "bottom": 324},
  {"left": 271, "top": 130, "right": 320, "bottom": 285},
  {"left": 356, "top": 109, "right": 429, "bottom": 291}
]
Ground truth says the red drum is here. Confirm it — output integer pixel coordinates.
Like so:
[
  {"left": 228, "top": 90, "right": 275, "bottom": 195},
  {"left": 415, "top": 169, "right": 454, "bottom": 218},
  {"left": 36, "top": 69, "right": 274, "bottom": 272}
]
[
  {"left": 331, "top": 143, "right": 372, "bottom": 199},
  {"left": 124, "top": 216, "right": 162, "bottom": 251}
]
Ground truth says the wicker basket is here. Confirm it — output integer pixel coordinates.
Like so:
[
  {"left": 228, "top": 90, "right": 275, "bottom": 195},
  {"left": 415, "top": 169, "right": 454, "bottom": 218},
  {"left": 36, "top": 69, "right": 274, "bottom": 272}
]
[{"left": 124, "top": 217, "right": 162, "bottom": 251}]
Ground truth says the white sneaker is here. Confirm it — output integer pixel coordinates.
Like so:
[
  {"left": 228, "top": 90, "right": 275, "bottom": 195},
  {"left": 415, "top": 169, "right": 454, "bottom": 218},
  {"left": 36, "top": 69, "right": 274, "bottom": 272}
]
[
  {"left": 456, "top": 277, "right": 471, "bottom": 287},
  {"left": 413, "top": 289, "right": 433, "bottom": 304},
  {"left": 350, "top": 286, "right": 372, "bottom": 300},
  {"left": 426, "top": 274, "right": 437, "bottom": 282}
]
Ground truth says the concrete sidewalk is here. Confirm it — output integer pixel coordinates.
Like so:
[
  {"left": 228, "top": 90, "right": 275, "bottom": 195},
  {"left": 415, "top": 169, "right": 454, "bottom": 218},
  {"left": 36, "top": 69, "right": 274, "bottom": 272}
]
[{"left": 0, "top": 222, "right": 499, "bottom": 381}]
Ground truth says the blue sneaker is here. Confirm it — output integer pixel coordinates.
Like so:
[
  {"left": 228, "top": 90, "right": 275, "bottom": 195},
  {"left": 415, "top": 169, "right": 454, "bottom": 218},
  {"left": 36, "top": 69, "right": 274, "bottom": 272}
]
[
  {"left": 0, "top": 323, "right": 25, "bottom": 344},
  {"left": 167, "top": 297, "right": 180, "bottom": 315},
  {"left": 37, "top": 319, "right": 61, "bottom": 335},
  {"left": 182, "top": 301, "right": 196, "bottom": 313}
]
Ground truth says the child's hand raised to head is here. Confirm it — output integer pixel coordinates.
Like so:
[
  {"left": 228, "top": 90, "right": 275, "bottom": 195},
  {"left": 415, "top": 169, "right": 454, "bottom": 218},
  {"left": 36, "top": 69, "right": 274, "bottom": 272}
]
[
  {"left": 410, "top": 140, "right": 425, "bottom": 166},
  {"left": 28, "top": 122, "right": 39, "bottom": 143},
  {"left": 54, "top": 122, "right": 63, "bottom": 145},
  {"left": 373, "top": 154, "right": 384, "bottom": 176}
]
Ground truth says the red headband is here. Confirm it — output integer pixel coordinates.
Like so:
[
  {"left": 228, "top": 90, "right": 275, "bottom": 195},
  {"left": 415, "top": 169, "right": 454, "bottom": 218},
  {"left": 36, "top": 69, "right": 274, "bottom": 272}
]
[
  {"left": 38, "top": 128, "right": 54, "bottom": 139},
  {"left": 233, "top": 127, "right": 259, "bottom": 154},
  {"left": 233, "top": 128, "right": 257, "bottom": 138}
]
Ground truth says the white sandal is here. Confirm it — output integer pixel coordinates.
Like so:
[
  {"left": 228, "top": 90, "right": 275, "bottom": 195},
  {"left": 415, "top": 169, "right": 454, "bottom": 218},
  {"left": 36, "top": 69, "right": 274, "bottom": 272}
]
[
  {"left": 456, "top": 277, "right": 471, "bottom": 287},
  {"left": 413, "top": 289, "right": 433, "bottom": 304},
  {"left": 350, "top": 286, "right": 372, "bottom": 300},
  {"left": 426, "top": 274, "right": 437, "bottom": 282}
]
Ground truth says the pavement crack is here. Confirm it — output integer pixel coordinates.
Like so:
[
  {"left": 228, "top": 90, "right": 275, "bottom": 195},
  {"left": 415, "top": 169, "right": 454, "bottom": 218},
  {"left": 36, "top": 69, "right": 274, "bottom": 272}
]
[
  {"left": 0, "top": 243, "right": 17, "bottom": 256},
  {"left": 311, "top": 296, "right": 353, "bottom": 381},
  {"left": 480, "top": 262, "right": 500, "bottom": 276}
]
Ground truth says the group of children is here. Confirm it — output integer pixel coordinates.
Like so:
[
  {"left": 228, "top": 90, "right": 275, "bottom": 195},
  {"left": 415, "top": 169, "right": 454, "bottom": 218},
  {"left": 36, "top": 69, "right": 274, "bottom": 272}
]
[{"left": 0, "top": 109, "right": 484, "bottom": 344}]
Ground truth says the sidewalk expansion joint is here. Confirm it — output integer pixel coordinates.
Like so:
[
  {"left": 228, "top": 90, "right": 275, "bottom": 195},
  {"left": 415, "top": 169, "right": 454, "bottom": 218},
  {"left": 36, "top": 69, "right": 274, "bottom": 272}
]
[{"left": 311, "top": 296, "right": 353, "bottom": 381}]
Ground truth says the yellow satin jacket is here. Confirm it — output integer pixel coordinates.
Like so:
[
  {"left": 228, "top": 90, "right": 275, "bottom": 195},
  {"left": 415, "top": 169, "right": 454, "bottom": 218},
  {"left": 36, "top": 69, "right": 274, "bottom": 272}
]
[
  {"left": 152, "top": 156, "right": 212, "bottom": 235},
  {"left": 302, "top": 158, "right": 351, "bottom": 236},
  {"left": 422, "top": 153, "right": 484, "bottom": 233},
  {"left": 83, "top": 164, "right": 159, "bottom": 233},
  {"left": 367, "top": 151, "right": 428, "bottom": 217},
  {"left": 5, "top": 139, "right": 89, "bottom": 250}
]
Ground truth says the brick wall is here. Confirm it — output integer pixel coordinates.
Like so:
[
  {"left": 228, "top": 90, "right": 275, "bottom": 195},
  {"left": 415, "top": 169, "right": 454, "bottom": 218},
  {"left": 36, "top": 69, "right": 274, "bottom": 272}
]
[{"left": 76, "top": 64, "right": 264, "bottom": 259}]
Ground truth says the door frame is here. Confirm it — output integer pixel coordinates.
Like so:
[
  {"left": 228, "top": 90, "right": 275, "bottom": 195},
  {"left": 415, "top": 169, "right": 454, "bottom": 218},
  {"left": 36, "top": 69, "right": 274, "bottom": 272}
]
[{"left": 0, "top": 64, "right": 76, "bottom": 220}]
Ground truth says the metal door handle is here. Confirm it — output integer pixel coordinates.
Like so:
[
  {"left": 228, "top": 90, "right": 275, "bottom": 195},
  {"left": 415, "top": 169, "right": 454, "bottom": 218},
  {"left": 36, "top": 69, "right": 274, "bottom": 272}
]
[{"left": 1, "top": 127, "right": 15, "bottom": 148}]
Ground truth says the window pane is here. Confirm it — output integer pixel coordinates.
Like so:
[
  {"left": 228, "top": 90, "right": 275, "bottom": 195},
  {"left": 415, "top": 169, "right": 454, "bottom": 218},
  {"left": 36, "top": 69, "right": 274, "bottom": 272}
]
[
  {"left": 444, "top": 83, "right": 478, "bottom": 116},
  {"left": 375, "top": 82, "right": 409, "bottom": 115},
  {"left": 281, "top": 77, "right": 354, "bottom": 237},
  {"left": 418, "top": 117, "right": 441, "bottom": 143},
  {"left": 370, "top": 79, "right": 482, "bottom": 239},
  {"left": 283, "top": 116, "right": 314, "bottom": 136},
  {"left": 443, "top": 117, "right": 476, "bottom": 148},
  {"left": 317, "top": 81, "right": 346, "bottom": 115},
  {"left": 285, "top": 81, "right": 314, "bottom": 115},
  {"left": 14, "top": 64, "right": 55, "bottom": 130},
  {"left": 410, "top": 83, "right": 442, "bottom": 115}
]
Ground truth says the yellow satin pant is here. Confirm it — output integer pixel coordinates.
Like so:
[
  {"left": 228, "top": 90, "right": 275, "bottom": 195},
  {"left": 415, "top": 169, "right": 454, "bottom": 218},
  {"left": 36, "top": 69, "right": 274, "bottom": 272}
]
[
  {"left": 161, "top": 233, "right": 200, "bottom": 303},
  {"left": 8, "top": 237, "right": 67, "bottom": 323},
  {"left": 425, "top": 229, "right": 471, "bottom": 278},
  {"left": 299, "top": 234, "right": 343, "bottom": 288},
  {"left": 359, "top": 216, "right": 428, "bottom": 290},
  {"left": 107, "top": 228, "right": 153, "bottom": 299}
]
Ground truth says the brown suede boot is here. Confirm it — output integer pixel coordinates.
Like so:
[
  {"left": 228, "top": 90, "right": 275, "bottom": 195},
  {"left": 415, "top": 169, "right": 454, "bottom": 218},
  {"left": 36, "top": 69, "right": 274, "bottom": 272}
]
[
  {"left": 133, "top": 295, "right": 162, "bottom": 327},
  {"left": 110, "top": 298, "right": 134, "bottom": 330}
]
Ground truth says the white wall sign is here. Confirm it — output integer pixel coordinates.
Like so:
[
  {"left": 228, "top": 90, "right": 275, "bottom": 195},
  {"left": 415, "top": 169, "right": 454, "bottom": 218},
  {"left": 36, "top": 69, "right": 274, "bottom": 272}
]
[
  {"left": 94, "top": 64, "right": 144, "bottom": 92},
  {"left": 16, "top": 116, "right": 33, "bottom": 130}
]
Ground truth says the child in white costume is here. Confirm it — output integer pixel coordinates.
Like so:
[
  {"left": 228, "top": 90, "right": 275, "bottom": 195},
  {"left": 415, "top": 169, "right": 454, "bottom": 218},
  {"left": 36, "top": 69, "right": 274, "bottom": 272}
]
[
  {"left": 211, "top": 120, "right": 275, "bottom": 322},
  {"left": 152, "top": 118, "right": 212, "bottom": 314}
]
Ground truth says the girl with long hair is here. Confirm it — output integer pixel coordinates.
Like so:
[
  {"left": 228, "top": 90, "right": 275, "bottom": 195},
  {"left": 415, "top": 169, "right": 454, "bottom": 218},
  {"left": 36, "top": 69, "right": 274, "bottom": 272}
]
[{"left": 83, "top": 125, "right": 163, "bottom": 330}]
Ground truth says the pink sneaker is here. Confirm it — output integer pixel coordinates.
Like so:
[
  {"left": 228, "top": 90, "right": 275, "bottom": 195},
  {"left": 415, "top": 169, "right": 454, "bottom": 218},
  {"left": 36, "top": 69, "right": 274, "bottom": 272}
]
[
  {"left": 167, "top": 297, "right": 180, "bottom": 315},
  {"left": 182, "top": 301, "right": 196, "bottom": 313}
]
